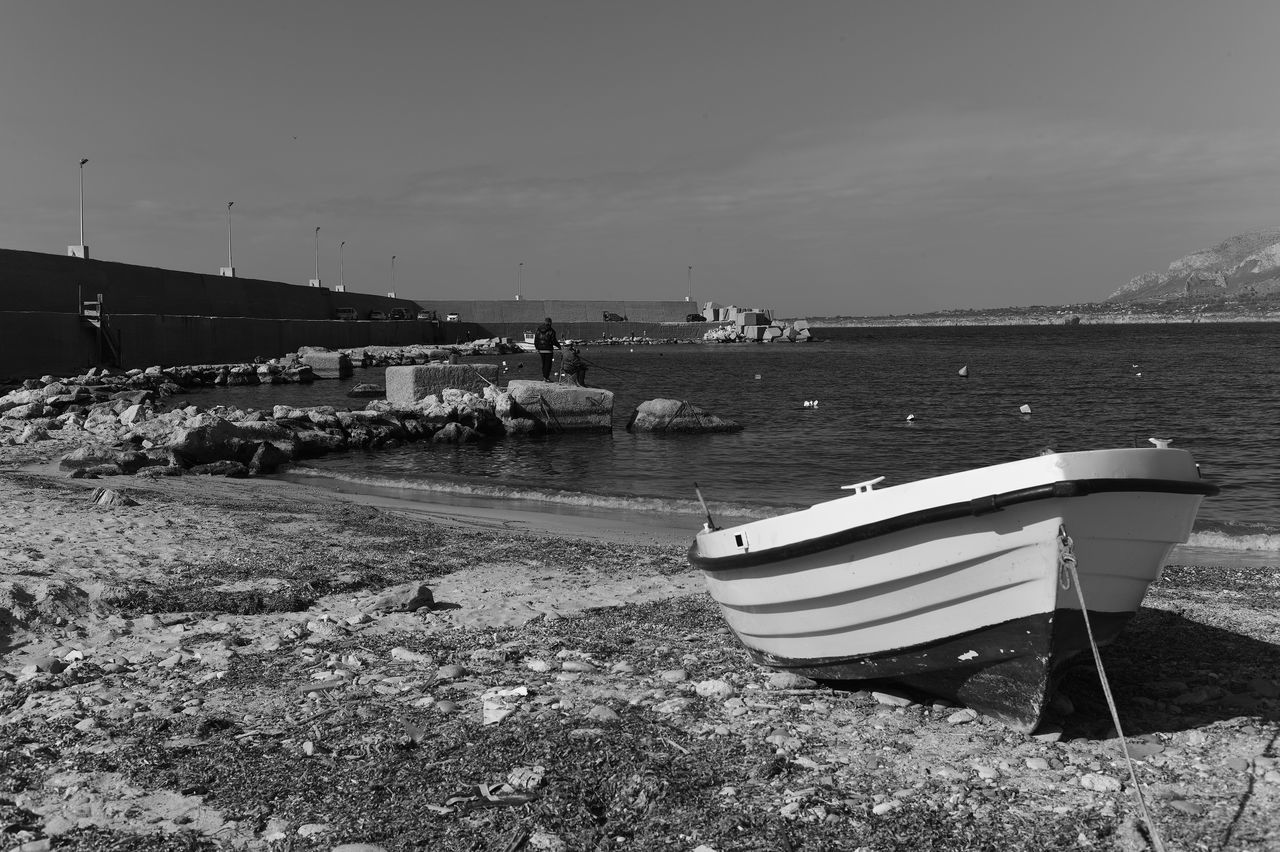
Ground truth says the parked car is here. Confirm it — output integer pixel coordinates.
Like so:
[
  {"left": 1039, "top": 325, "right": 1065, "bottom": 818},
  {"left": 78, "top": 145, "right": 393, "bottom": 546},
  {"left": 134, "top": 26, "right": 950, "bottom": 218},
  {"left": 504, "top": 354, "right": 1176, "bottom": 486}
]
[
  {"left": 335, "top": 307, "right": 358, "bottom": 321},
  {"left": 603, "top": 311, "right": 626, "bottom": 322},
  {"left": 686, "top": 313, "right": 707, "bottom": 322},
  {"left": 445, "top": 312, "right": 460, "bottom": 322},
  {"left": 368, "top": 310, "right": 388, "bottom": 321},
  {"left": 416, "top": 310, "right": 439, "bottom": 321},
  {"left": 388, "top": 308, "right": 408, "bottom": 320}
]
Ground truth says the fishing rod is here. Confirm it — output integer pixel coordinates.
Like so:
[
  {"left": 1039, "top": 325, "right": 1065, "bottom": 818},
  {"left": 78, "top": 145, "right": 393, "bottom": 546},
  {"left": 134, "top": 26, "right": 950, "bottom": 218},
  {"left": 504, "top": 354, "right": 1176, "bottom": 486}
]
[{"left": 575, "top": 354, "right": 643, "bottom": 375}]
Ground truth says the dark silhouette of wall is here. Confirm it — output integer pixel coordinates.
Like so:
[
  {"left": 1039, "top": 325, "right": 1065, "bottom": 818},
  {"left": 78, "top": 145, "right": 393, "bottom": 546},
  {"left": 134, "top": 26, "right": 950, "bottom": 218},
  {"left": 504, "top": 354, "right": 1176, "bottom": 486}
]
[
  {"left": 0, "top": 249, "right": 710, "bottom": 381},
  {"left": 0, "top": 248, "right": 419, "bottom": 318},
  {"left": 0, "top": 311, "right": 445, "bottom": 381}
]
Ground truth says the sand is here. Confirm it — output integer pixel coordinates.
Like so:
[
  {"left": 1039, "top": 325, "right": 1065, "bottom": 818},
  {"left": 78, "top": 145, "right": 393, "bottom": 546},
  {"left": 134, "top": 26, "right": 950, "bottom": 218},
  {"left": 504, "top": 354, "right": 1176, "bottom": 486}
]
[{"left": 2, "top": 442, "right": 1279, "bottom": 850}]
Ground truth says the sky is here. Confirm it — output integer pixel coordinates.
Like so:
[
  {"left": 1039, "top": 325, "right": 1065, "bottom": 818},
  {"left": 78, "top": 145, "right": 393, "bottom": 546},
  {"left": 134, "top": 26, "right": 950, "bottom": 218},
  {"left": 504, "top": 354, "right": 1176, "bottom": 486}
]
[{"left": 4, "top": 1, "right": 1280, "bottom": 316}]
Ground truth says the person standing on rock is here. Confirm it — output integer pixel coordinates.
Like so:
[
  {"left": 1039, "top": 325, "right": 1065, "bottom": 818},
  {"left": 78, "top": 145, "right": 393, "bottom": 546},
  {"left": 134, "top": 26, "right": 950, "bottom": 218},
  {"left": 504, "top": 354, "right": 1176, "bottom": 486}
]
[{"left": 534, "top": 317, "right": 561, "bottom": 381}]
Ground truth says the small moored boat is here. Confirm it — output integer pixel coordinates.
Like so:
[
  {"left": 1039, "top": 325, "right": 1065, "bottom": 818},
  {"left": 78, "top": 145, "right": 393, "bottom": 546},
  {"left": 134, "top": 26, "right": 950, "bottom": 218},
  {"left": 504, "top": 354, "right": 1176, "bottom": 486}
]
[{"left": 688, "top": 445, "right": 1218, "bottom": 731}]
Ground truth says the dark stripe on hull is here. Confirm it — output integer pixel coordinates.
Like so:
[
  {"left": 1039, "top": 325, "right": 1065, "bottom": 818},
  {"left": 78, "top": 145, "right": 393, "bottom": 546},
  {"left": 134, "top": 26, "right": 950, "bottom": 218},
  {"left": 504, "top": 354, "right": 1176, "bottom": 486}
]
[
  {"left": 740, "top": 608, "right": 1135, "bottom": 732},
  {"left": 691, "top": 477, "right": 1217, "bottom": 572}
]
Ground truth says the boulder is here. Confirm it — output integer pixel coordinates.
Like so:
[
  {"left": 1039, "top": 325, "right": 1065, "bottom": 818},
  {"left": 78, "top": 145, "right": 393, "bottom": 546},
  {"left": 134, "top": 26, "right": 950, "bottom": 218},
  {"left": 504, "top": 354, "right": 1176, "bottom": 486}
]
[
  {"left": 626, "top": 399, "right": 742, "bottom": 433},
  {"left": 59, "top": 445, "right": 124, "bottom": 471},
  {"left": 249, "top": 442, "right": 294, "bottom": 475},
  {"left": 432, "top": 422, "right": 481, "bottom": 443},
  {"left": 361, "top": 582, "right": 434, "bottom": 613},
  {"left": 89, "top": 488, "right": 138, "bottom": 507},
  {"left": 302, "top": 351, "right": 353, "bottom": 380},
  {"left": 385, "top": 364, "right": 500, "bottom": 407},
  {"left": 504, "top": 380, "right": 614, "bottom": 432}
]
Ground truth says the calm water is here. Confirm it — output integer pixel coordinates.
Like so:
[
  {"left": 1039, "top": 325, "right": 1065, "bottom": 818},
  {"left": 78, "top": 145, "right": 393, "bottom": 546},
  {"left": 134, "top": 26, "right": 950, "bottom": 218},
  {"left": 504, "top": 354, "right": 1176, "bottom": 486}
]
[{"left": 183, "top": 323, "right": 1280, "bottom": 558}]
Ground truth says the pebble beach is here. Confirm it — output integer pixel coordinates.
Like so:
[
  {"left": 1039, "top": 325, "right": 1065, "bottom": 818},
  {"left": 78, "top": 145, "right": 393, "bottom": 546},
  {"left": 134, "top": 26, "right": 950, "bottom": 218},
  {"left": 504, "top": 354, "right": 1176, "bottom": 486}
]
[{"left": 2, "top": 426, "right": 1279, "bottom": 850}]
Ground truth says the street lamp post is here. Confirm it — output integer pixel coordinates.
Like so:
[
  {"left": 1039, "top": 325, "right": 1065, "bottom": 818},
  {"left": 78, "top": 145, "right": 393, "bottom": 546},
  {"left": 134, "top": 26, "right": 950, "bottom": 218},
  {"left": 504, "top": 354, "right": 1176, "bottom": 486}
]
[
  {"left": 518, "top": 261, "right": 524, "bottom": 293},
  {"left": 220, "top": 202, "right": 235, "bottom": 276},
  {"left": 309, "top": 226, "right": 321, "bottom": 287},
  {"left": 70, "top": 158, "right": 89, "bottom": 258},
  {"left": 391, "top": 255, "right": 396, "bottom": 291},
  {"left": 340, "top": 241, "right": 346, "bottom": 290}
]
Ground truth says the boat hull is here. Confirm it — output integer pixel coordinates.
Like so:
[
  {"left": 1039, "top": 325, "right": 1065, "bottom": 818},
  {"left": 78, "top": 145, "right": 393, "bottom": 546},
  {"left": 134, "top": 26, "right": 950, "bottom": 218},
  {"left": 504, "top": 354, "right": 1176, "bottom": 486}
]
[{"left": 689, "top": 449, "right": 1216, "bottom": 731}]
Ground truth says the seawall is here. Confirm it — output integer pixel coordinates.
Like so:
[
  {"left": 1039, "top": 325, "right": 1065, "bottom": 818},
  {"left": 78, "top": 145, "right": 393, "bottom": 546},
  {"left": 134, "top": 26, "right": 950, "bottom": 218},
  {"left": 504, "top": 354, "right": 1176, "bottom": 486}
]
[{"left": 0, "top": 248, "right": 713, "bottom": 381}]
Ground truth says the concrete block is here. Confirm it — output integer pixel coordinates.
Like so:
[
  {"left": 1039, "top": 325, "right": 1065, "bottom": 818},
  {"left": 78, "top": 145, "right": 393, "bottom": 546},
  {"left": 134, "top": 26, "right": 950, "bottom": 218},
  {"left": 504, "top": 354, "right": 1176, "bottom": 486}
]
[
  {"left": 386, "top": 363, "right": 499, "bottom": 407},
  {"left": 302, "top": 351, "right": 353, "bottom": 379},
  {"left": 505, "top": 379, "right": 613, "bottom": 431}
]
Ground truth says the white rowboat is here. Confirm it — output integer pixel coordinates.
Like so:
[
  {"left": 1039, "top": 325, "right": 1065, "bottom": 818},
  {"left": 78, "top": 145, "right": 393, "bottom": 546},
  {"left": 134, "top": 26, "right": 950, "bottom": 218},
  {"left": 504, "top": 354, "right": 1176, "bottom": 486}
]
[{"left": 688, "top": 446, "right": 1218, "bottom": 731}]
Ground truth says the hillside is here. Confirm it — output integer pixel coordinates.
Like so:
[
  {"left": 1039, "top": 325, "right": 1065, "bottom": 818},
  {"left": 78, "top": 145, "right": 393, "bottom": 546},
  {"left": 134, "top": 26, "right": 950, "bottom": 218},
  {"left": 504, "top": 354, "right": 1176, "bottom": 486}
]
[{"left": 1109, "top": 228, "right": 1280, "bottom": 305}]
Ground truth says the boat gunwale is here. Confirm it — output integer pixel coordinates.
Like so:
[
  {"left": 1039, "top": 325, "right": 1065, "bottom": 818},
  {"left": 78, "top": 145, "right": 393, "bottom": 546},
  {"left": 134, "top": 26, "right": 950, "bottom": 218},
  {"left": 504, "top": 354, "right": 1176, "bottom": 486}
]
[{"left": 689, "top": 477, "right": 1219, "bottom": 572}]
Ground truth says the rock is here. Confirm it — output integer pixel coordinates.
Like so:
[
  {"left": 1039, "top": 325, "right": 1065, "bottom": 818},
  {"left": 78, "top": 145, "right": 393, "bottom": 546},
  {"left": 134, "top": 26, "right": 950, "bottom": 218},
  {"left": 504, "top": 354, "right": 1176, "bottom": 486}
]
[
  {"left": 503, "top": 380, "right": 614, "bottom": 432},
  {"left": 652, "top": 697, "right": 693, "bottom": 714},
  {"left": 872, "top": 690, "right": 914, "bottom": 707},
  {"left": 390, "top": 646, "right": 433, "bottom": 665},
  {"left": 347, "top": 383, "right": 385, "bottom": 398},
  {"left": 385, "top": 364, "right": 499, "bottom": 407},
  {"left": 362, "top": 582, "right": 434, "bottom": 613},
  {"left": 301, "top": 351, "right": 352, "bottom": 379},
  {"left": 767, "top": 672, "right": 818, "bottom": 690},
  {"left": 660, "top": 668, "right": 688, "bottom": 683},
  {"left": 586, "top": 705, "right": 619, "bottom": 722},
  {"left": 1080, "top": 772, "right": 1122, "bottom": 792},
  {"left": 89, "top": 488, "right": 138, "bottom": 507},
  {"left": 435, "top": 664, "right": 467, "bottom": 680},
  {"left": 695, "top": 679, "right": 735, "bottom": 700},
  {"left": 59, "top": 444, "right": 122, "bottom": 471},
  {"left": 431, "top": 422, "right": 481, "bottom": 443},
  {"left": 248, "top": 441, "right": 293, "bottom": 475},
  {"left": 187, "top": 460, "right": 250, "bottom": 477},
  {"left": 626, "top": 398, "right": 742, "bottom": 433},
  {"left": 946, "top": 708, "right": 978, "bottom": 725}
]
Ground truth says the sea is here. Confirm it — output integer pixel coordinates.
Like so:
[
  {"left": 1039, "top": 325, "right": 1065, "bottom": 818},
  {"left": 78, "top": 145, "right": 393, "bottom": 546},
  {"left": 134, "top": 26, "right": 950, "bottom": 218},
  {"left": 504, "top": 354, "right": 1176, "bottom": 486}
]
[{"left": 179, "top": 322, "right": 1280, "bottom": 566}]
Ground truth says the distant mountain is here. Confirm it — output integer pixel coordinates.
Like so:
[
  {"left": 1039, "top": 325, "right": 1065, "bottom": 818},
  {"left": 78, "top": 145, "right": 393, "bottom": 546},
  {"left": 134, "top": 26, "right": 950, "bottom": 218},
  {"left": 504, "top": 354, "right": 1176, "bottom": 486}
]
[{"left": 1109, "top": 229, "right": 1280, "bottom": 303}]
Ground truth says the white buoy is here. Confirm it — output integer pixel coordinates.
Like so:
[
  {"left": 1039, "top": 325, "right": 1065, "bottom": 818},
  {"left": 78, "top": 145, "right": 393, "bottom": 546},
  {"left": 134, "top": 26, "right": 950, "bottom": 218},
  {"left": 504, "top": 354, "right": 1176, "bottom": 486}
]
[
  {"left": 803, "top": 400, "right": 812, "bottom": 408},
  {"left": 958, "top": 365, "right": 969, "bottom": 377},
  {"left": 812, "top": 400, "right": 818, "bottom": 408},
  {"left": 1019, "top": 404, "right": 1032, "bottom": 415},
  {"left": 906, "top": 414, "right": 915, "bottom": 422},
  {"left": 755, "top": 374, "right": 762, "bottom": 380}
]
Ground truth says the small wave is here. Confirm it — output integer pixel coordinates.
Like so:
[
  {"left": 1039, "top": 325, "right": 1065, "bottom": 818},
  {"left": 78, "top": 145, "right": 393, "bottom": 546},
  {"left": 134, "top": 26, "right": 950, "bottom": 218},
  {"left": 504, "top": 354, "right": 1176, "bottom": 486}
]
[
  {"left": 284, "top": 466, "right": 781, "bottom": 522},
  {"left": 1185, "top": 529, "right": 1280, "bottom": 554}
]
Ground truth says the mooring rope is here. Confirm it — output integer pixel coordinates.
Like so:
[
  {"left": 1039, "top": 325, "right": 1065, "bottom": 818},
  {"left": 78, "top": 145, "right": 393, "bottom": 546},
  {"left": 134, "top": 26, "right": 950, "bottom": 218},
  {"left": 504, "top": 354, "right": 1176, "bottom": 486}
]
[{"left": 1059, "top": 525, "right": 1166, "bottom": 852}]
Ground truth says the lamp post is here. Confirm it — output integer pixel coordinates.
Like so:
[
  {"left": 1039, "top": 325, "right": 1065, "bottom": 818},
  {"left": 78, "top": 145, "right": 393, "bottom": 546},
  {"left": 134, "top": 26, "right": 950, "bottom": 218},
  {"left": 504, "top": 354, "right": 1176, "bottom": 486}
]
[
  {"left": 78, "top": 159, "right": 88, "bottom": 247},
  {"left": 311, "top": 226, "right": 320, "bottom": 286},
  {"left": 518, "top": 261, "right": 523, "bottom": 293},
  {"left": 69, "top": 158, "right": 90, "bottom": 258},
  {"left": 220, "top": 202, "right": 234, "bottom": 276},
  {"left": 340, "top": 240, "right": 345, "bottom": 290},
  {"left": 687, "top": 265, "right": 692, "bottom": 296},
  {"left": 391, "top": 255, "right": 396, "bottom": 290}
]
